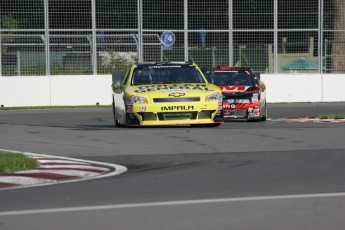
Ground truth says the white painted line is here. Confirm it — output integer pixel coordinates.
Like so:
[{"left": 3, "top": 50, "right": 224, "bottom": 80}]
[
  {"left": 38, "top": 164, "right": 109, "bottom": 171},
  {"left": 17, "top": 169, "right": 100, "bottom": 177},
  {"left": 0, "top": 176, "right": 55, "bottom": 185},
  {"left": 0, "top": 148, "right": 127, "bottom": 190},
  {"left": 1, "top": 192, "right": 345, "bottom": 217},
  {"left": 270, "top": 117, "right": 345, "bottom": 123},
  {"left": 35, "top": 159, "right": 90, "bottom": 165}
]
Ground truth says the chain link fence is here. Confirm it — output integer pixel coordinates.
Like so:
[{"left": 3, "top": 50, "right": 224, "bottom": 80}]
[{"left": 1, "top": 0, "right": 345, "bottom": 76}]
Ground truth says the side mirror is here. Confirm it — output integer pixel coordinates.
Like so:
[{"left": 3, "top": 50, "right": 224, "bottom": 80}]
[
  {"left": 112, "top": 80, "right": 122, "bottom": 94},
  {"left": 254, "top": 72, "right": 261, "bottom": 80}
]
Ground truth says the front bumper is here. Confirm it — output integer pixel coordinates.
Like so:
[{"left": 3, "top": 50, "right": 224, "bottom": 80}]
[
  {"left": 223, "top": 102, "right": 261, "bottom": 120},
  {"left": 126, "top": 102, "right": 223, "bottom": 126}
]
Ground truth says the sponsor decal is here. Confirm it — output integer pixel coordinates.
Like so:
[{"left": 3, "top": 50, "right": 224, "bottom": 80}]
[
  {"left": 252, "top": 94, "right": 259, "bottom": 103},
  {"left": 149, "top": 65, "right": 181, "bottom": 69},
  {"left": 127, "top": 105, "right": 134, "bottom": 113},
  {"left": 134, "top": 84, "right": 214, "bottom": 93},
  {"left": 236, "top": 99, "right": 250, "bottom": 103},
  {"left": 248, "top": 108, "right": 260, "bottom": 117},
  {"left": 161, "top": 105, "right": 194, "bottom": 111},
  {"left": 223, "top": 103, "right": 236, "bottom": 109},
  {"left": 219, "top": 86, "right": 246, "bottom": 91},
  {"left": 224, "top": 99, "right": 235, "bottom": 103},
  {"left": 223, "top": 103, "right": 259, "bottom": 110},
  {"left": 168, "top": 92, "right": 185, "bottom": 97},
  {"left": 165, "top": 89, "right": 186, "bottom": 93},
  {"left": 214, "top": 70, "right": 237, "bottom": 73}
]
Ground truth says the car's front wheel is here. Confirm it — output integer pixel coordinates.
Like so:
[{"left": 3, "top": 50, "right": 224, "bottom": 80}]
[
  {"left": 112, "top": 97, "right": 122, "bottom": 127},
  {"left": 205, "top": 123, "right": 221, "bottom": 127}
]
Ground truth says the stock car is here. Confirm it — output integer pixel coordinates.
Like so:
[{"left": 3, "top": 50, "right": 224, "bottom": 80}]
[
  {"left": 203, "top": 66, "right": 267, "bottom": 121},
  {"left": 111, "top": 62, "right": 223, "bottom": 127}
]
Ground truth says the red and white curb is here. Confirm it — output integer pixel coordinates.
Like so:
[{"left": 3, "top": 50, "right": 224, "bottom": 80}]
[
  {"left": 0, "top": 149, "right": 127, "bottom": 190},
  {"left": 269, "top": 117, "right": 345, "bottom": 123}
]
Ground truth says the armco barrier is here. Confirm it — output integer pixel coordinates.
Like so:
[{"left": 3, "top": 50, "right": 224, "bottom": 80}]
[{"left": 0, "top": 74, "right": 345, "bottom": 107}]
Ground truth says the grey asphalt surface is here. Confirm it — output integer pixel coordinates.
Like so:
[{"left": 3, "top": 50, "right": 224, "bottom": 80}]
[{"left": 0, "top": 102, "right": 345, "bottom": 230}]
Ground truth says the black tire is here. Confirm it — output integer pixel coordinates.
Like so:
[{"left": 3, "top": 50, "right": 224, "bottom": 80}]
[
  {"left": 205, "top": 123, "right": 221, "bottom": 127},
  {"left": 112, "top": 97, "right": 121, "bottom": 127},
  {"left": 190, "top": 124, "right": 204, "bottom": 128},
  {"left": 260, "top": 101, "right": 267, "bottom": 121}
]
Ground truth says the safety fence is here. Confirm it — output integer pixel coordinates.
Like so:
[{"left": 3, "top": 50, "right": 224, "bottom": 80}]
[{"left": 1, "top": 0, "right": 345, "bottom": 76}]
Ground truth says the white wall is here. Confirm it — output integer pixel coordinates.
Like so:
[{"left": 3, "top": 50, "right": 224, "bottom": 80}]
[
  {"left": 261, "top": 74, "right": 322, "bottom": 103},
  {"left": 0, "top": 74, "right": 345, "bottom": 107},
  {"left": 0, "top": 77, "right": 51, "bottom": 107},
  {"left": 0, "top": 75, "right": 112, "bottom": 107},
  {"left": 49, "top": 76, "right": 112, "bottom": 106},
  {"left": 321, "top": 74, "right": 345, "bottom": 102},
  {"left": 261, "top": 74, "right": 345, "bottom": 103}
]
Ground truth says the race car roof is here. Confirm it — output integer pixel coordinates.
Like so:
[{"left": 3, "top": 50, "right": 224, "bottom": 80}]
[{"left": 136, "top": 62, "right": 194, "bottom": 68}]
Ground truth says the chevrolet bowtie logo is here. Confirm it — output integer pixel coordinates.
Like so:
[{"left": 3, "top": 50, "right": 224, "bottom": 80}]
[{"left": 168, "top": 92, "right": 185, "bottom": 97}]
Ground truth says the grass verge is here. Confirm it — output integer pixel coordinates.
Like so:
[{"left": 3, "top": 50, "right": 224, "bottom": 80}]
[
  {"left": 0, "top": 152, "right": 39, "bottom": 173},
  {"left": 312, "top": 114, "right": 345, "bottom": 119}
]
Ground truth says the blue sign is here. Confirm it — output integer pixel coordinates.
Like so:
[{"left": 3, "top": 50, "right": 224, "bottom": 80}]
[{"left": 161, "top": 31, "right": 175, "bottom": 47}]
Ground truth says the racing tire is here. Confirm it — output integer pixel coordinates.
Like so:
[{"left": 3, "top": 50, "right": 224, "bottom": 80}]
[
  {"left": 260, "top": 101, "right": 267, "bottom": 121},
  {"left": 190, "top": 124, "right": 204, "bottom": 128},
  {"left": 112, "top": 97, "right": 121, "bottom": 127},
  {"left": 205, "top": 123, "right": 221, "bottom": 127}
]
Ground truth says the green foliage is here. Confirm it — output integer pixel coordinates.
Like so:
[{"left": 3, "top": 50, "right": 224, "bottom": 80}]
[
  {"left": 0, "top": 152, "right": 39, "bottom": 173},
  {"left": 1, "top": 15, "right": 18, "bottom": 29},
  {"left": 1, "top": 15, "right": 19, "bottom": 61},
  {"left": 314, "top": 114, "right": 345, "bottom": 119},
  {"left": 97, "top": 51, "right": 135, "bottom": 74}
]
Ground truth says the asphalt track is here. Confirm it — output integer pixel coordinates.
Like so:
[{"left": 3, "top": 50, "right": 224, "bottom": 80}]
[{"left": 0, "top": 102, "right": 345, "bottom": 230}]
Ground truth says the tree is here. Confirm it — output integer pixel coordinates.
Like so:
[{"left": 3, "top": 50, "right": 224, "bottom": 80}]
[
  {"left": 332, "top": 0, "right": 345, "bottom": 72},
  {"left": 1, "top": 15, "right": 19, "bottom": 61}
]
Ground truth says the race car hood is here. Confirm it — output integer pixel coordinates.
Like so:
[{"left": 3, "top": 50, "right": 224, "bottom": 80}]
[{"left": 125, "top": 83, "right": 220, "bottom": 99}]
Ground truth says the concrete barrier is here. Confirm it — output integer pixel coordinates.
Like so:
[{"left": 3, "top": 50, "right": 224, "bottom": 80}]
[
  {"left": 0, "top": 74, "right": 344, "bottom": 107},
  {"left": 0, "top": 75, "right": 112, "bottom": 107},
  {"left": 261, "top": 74, "right": 322, "bottom": 103}
]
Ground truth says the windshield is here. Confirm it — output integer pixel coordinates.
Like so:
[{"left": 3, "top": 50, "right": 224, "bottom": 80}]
[
  {"left": 131, "top": 65, "right": 206, "bottom": 85},
  {"left": 208, "top": 70, "right": 255, "bottom": 86}
]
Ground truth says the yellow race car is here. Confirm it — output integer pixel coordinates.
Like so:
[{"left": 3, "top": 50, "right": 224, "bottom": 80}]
[{"left": 111, "top": 62, "right": 223, "bottom": 127}]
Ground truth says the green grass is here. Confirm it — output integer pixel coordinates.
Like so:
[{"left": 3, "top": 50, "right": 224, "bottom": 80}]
[
  {"left": 0, "top": 152, "right": 39, "bottom": 173},
  {"left": 312, "top": 114, "right": 345, "bottom": 119},
  {"left": 0, "top": 105, "right": 111, "bottom": 110}
]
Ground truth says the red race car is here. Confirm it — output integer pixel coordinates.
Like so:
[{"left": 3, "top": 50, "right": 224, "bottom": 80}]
[{"left": 203, "top": 66, "right": 267, "bottom": 121}]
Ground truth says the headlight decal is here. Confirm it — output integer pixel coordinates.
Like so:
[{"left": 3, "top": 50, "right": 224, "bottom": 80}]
[
  {"left": 251, "top": 94, "right": 259, "bottom": 103},
  {"left": 205, "top": 92, "right": 222, "bottom": 102},
  {"left": 127, "top": 95, "right": 148, "bottom": 105}
]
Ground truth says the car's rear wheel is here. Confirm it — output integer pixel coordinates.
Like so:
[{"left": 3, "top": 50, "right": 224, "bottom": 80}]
[{"left": 260, "top": 101, "right": 267, "bottom": 121}]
